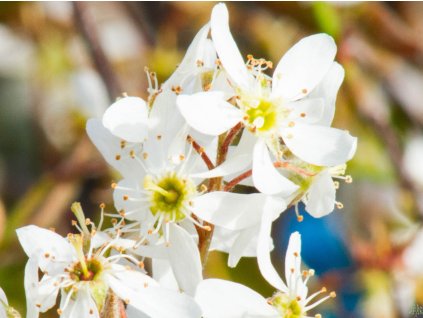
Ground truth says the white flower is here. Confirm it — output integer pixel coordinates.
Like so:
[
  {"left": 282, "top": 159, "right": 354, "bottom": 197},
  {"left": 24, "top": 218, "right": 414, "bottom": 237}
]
[
  {"left": 87, "top": 93, "right": 270, "bottom": 294},
  {"left": 195, "top": 232, "right": 335, "bottom": 318},
  {"left": 17, "top": 225, "right": 201, "bottom": 318},
  {"left": 177, "top": 3, "right": 356, "bottom": 197}
]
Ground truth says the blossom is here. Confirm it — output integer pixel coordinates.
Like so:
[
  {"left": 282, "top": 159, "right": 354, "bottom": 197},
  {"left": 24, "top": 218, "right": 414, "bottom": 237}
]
[
  {"left": 17, "top": 225, "right": 201, "bottom": 318},
  {"left": 177, "top": 3, "right": 356, "bottom": 197},
  {"left": 195, "top": 232, "right": 335, "bottom": 318}
]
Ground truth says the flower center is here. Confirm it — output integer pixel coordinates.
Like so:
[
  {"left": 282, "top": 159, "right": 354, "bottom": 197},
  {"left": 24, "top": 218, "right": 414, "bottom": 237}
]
[
  {"left": 71, "top": 258, "right": 103, "bottom": 282},
  {"left": 144, "top": 172, "right": 196, "bottom": 221},
  {"left": 271, "top": 292, "right": 303, "bottom": 318}
]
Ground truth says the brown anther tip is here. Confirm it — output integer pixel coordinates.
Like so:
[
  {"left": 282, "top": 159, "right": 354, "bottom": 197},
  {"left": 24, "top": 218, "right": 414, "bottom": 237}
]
[
  {"left": 156, "top": 135, "right": 162, "bottom": 140},
  {"left": 294, "top": 252, "right": 299, "bottom": 257},
  {"left": 85, "top": 218, "right": 91, "bottom": 225},
  {"left": 115, "top": 154, "right": 121, "bottom": 161},
  {"left": 71, "top": 220, "right": 77, "bottom": 226},
  {"left": 143, "top": 152, "right": 149, "bottom": 160},
  {"left": 123, "top": 195, "right": 129, "bottom": 201},
  {"left": 111, "top": 218, "right": 118, "bottom": 224},
  {"left": 321, "top": 287, "right": 327, "bottom": 292},
  {"left": 290, "top": 268, "right": 295, "bottom": 273},
  {"left": 49, "top": 227, "right": 56, "bottom": 232},
  {"left": 297, "top": 215, "right": 304, "bottom": 222},
  {"left": 111, "top": 182, "right": 117, "bottom": 189},
  {"left": 302, "top": 88, "right": 308, "bottom": 94},
  {"left": 57, "top": 309, "right": 63, "bottom": 315},
  {"left": 179, "top": 154, "right": 185, "bottom": 161},
  {"left": 119, "top": 209, "right": 126, "bottom": 217},
  {"left": 99, "top": 203, "right": 106, "bottom": 209},
  {"left": 138, "top": 261, "right": 145, "bottom": 269},
  {"left": 148, "top": 229, "right": 153, "bottom": 235},
  {"left": 330, "top": 291, "right": 336, "bottom": 298},
  {"left": 44, "top": 253, "right": 50, "bottom": 258},
  {"left": 267, "top": 299, "right": 273, "bottom": 305},
  {"left": 345, "top": 176, "right": 353, "bottom": 183},
  {"left": 204, "top": 225, "right": 212, "bottom": 231},
  {"left": 300, "top": 112, "right": 306, "bottom": 118},
  {"left": 315, "top": 314, "right": 322, "bottom": 318},
  {"left": 124, "top": 299, "right": 130, "bottom": 305},
  {"left": 296, "top": 296, "right": 301, "bottom": 301}
]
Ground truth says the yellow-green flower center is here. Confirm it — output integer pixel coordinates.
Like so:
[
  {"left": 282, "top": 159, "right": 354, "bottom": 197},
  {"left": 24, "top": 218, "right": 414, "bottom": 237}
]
[
  {"left": 271, "top": 292, "right": 303, "bottom": 318},
  {"left": 71, "top": 258, "right": 103, "bottom": 282},
  {"left": 245, "top": 99, "right": 278, "bottom": 133},
  {"left": 144, "top": 172, "right": 196, "bottom": 221}
]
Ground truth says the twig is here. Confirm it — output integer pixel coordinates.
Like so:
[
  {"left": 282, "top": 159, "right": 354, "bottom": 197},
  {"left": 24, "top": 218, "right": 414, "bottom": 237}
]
[
  {"left": 187, "top": 136, "right": 215, "bottom": 170},
  {"left": 73, "top": 2, "right": 122, "bottom": 101}
]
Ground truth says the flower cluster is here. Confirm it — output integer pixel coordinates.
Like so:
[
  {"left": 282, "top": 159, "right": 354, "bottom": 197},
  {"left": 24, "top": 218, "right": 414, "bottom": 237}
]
[{"left": 11, "top": 3, "right": 356, "bottom": 318}]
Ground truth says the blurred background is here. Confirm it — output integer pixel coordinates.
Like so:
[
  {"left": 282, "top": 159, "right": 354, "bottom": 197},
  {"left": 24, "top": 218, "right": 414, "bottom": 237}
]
[{"left": 1, "top": 2, "right": 423, "bottom": 317}]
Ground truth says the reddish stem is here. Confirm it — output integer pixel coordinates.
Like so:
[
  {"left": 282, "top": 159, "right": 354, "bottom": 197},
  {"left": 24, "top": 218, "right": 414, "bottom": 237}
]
[{"left": 187, "top": 136, "right": 215, "bottom": 170}]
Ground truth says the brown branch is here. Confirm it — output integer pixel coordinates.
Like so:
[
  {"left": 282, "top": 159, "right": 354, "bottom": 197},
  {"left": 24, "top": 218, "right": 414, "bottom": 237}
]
[
  {"left": 187, "top": 135, "right": 215, "bottom": 170},
  {"left": 73, "top": 2, "right": 122, "bottom": 102},
  {"left": 216, "top": 122, "right": 243, "bottom": 165}
]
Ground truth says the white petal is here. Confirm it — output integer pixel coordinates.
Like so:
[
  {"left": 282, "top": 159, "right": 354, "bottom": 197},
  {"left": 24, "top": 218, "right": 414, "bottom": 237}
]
[
  {"left": 284, "top": 232, "right": 308, "bottom": 299},
  {"left": 112, "top": 178, "right": 149, "bottom": 222},
  {"left": 163, "top": 23, "right": 211, "bottom": 89},
  {"left": 273, "top": 34, "right": 337, "bottom": 101},
  {"left": 257, "top": 204, "right": 288, "bottom": 292},
  {"left": 148, "top": 90, "right": 185, "bottom": 153},
  {"left": 107, "top": 272, "right": 201, "bottom": 318},
  {"left": 191, "top": 192, "right": 282, "bottom": 230},
  {"left": 309, "top": 62, "right": 345, "bottom": 126},
  {"left": 177, "top": 91, "right": 243, "bottom": 136},
  {"left": 24, "top": 258, "right": 40, "bottom": 318},
  {"left": 252, "top": 139, "right": 299, "bottom": 195},
  {"left": 282, "top": 124, "right": 357, "bottom": 166},
  {"left": 286, "top": 98, "right": 325, "bottom": 124},
  {"left": 102, "top": 96, "right": 149, "bottom": 143},
  {"left": 305, "top": 170, "right": 336, "bottom": 217},
  {"left": 167, "top": 224, "right": 202, "bottom": 296},
  {"left": 16, "top": 225, "right": 73, "bottom": 273},
  {"left": 37, "top": 276, "right": 60, "bottom": 312},
  {"left": 190, "top": 130, "right": 255, "bottom": 179},
  {"left": 211, "top": 4, "right": 253, "bottom": 90},
  {"left": 227, "top": 226, "right": 259, "bottom": 268},
  {"left": 284, "top": 232, "right": 301, "bottom": 285},
  {"left": 152, "top": 259, "right": 179, "bottom": 291},
  {"left": 86, "top": 119, "right": 146, "bottom": 180},
  {"left": 195, "top": 279, "right": 278, "bottom": 318},
  {"left": 69, "top": 290, "right": 99, "bottom": 318}
]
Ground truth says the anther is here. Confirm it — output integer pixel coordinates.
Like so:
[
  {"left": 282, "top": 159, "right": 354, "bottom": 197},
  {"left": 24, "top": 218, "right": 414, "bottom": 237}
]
[
  {"left": 345, "top": 175, "right": 353, "bottom": 183},
  {"left": 288, "top": 121, "right": 295, "bottom": 127},
  {"left": 302, "top": 88, "right": 308, "bottom": 94},
  {"left": 196, "top": 60, "right": 204, "bottom": 67},
  {"left": 157, "top": 135, "right": 162, "bottom": 140},
  {"left": 315, "top": 315, "right": 322, "bottom": 318},
  {"left": 335, "top": 201, "right": 344, "bottom": 209},
  {"left": 294, "top": 252, "right": 299, "bottom": 257},
  {"left": 179, "top": 154, "right": 185, "bottom": 161},
  {"left": 115, "top": 154, "right": 121, "bottom": 161},
  {"left": 300, "top": 112, "right": 306, "bottom": 118},
  {"left": 71, "top": 220, "right": 77, "bottom": 226},
  {"left": 57, "top": 309, "right": 63, "bottom": 315},
  {"left": 330, "top": 291, "right": 336, "bottom": 298},
  {"left": 204, "top": 225, "right": 212, "bottom": 231},
  {"left": 143, "top": 152, "right": 149, "bottom": 160},
  {"left": 99, "top": 203, "right": 106, "bottom": 209},
  {"left": 130, "top": 150, "right": 135, "bottom": 158},
  {"left": 200, "top": 184, "right": 208, "bottom": 192},
  {"left": 297, "top": 215, "right": 304, "bottom": 222},
  {"left": 111, "top": 182, "right": 117, "bottom": 189},
  {"left": 123, "top": 195, "right": 129, "bottom": 201}
]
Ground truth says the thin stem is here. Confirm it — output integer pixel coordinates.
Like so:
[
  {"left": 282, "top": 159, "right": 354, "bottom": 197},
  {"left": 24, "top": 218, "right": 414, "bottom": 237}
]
[
  {"left": 224, "top": 170, "right": 253, "bottom": 192},
  {"left": 216, "top": 122, "right": 243, "bottom": 165},
  {"left": 187, "top": 135, "right": 215, "bottom": 170}
]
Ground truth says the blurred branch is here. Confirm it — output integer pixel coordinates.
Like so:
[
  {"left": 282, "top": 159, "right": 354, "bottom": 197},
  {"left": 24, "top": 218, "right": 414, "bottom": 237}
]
[
  {"left": 124, "top": 2, "right": 156, "bottom": 46},
  {"left": 73, "top": 2, "right": 122, "bottom": 102}
]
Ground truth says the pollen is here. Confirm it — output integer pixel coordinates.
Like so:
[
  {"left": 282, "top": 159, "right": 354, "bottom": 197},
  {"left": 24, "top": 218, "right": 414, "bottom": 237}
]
[
  {"left": 300, "top": 112, "right": 306, "bottom": 118},
  {"left": 115, "top": 154, "right": 121, "bottom": 161},
  {"left": 302, "top": 88, "right": 308, "bottom": 94},
  {"left": 123, "top": 195, "right": 129, "bottom": 201},
  {"left": 143, "top": 152, "right": 149, "bottom": 160},
  {"left": 157, "top": 135, "right": 162, "bottom": 140}
]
